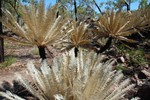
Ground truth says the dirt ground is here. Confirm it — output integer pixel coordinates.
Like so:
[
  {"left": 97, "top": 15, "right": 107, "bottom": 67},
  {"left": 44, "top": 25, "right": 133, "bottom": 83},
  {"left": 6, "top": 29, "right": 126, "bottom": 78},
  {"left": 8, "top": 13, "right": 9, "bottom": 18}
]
[
  {"left": 0, "top": 40, "right": 150, "bottom": 99},
  {"left": 0, "top": 41, "right": 58, "bottom": 84}
]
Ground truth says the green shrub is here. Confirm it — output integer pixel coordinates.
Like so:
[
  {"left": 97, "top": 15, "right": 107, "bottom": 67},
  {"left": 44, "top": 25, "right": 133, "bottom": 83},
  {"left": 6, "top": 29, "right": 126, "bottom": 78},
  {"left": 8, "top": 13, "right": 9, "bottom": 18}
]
[{"left": 117, "top": 44, "right": 148, "bottom": 67}]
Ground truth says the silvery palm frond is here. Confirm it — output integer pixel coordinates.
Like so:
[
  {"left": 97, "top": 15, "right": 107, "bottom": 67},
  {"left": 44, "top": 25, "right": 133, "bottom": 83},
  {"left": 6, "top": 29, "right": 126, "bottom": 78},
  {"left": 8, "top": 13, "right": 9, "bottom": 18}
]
[
  {"left": 0, "top": 48, "right": 134, "bottom": 100},
  {"left": 1, "top": 0, "right": 67, "bottom": 46},
  {"left": 0, "top": 91, "right": 25, "bottom": 100}
]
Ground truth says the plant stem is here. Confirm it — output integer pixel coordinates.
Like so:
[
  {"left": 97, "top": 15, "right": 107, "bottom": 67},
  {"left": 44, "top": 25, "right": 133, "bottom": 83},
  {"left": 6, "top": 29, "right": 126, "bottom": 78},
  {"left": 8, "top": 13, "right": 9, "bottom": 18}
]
[
  {"left": 97, "top": 37, "right": 112, "bottom": 54},
  {"left": 38, "top": 46, "right": 46, "bottom": 61},
  {"left": 74, "top": 47, "right": 79, "bottom": 57},
  {"left": 93, "top": 0, "right": 103, "bottom": 15}
]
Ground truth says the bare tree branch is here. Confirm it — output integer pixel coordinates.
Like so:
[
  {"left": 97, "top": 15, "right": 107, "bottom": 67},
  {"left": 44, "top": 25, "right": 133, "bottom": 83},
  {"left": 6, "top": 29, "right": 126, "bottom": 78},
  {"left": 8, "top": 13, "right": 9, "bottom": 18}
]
[
  {"left": 74, "top": 0, "right": 78, "bottom": 21},
  {"left": 93, "top": 0, "right": 103, "bottom": 15}
]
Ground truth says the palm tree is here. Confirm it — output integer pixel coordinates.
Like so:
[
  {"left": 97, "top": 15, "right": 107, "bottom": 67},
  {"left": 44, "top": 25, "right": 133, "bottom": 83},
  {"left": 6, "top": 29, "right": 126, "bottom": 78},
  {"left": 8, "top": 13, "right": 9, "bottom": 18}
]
[
  {"left": 56, "top": 22, "right": 92, "bottom": 57},
  {"left": 94, "top": 11, "right": 137, "bottom": 53},
  {"left": 0, "top": 0, "right": 67, "bottom": 61}
]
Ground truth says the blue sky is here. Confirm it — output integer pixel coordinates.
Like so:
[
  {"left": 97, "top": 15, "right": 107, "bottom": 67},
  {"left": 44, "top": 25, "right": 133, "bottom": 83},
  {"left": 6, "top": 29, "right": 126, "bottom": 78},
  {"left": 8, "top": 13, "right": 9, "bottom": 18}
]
[{"left": 44, "top": 0, "right": 140, "bottom": 11}]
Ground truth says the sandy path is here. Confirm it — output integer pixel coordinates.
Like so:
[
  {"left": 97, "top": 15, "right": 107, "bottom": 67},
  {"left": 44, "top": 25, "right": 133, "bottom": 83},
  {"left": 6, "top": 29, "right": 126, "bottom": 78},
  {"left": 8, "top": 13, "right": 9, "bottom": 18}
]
[
  {"left": 0, "top": 42, "right": 59, "bottom": 85},
  {"left": 0, "top": 61, "right": 28, "bottom": 85},
  {"left": 0, "top": 70, "right": 26, "bottom": 85}
]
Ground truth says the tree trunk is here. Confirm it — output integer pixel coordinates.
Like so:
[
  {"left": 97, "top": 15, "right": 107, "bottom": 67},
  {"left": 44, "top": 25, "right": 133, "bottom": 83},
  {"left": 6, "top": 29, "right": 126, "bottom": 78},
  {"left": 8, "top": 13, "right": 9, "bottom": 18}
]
[
  {"left": 56, "top": 0, "right": 59, "bottom": 18},
  {"left": 0, "top": 38, "right": 4, "bottom": 62},
  {"left": 38, "top": 46, "right": 46, "bottom": 61},
  {"left": 93, "top": 0, "right": 103, "bottom": 15},
  {"left": 74, "top": 47, "right": 79, "bottom": 57},
  {"left": 97, "top": 37, "right": 112, "bottom": 54},
  {"left": 74, "top": 0, "right": 78, "bottom": 21},
  {"left": 125, "top": 1, "right": 130, "bottom": 11},
  {"left": 0, "top": 0, "right": 4, "bottom": 62}
]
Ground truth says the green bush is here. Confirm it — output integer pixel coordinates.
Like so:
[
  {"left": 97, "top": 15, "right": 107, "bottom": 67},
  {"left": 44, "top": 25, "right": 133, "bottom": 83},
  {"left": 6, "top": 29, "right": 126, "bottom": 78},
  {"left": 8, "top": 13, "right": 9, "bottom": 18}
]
[{"left": 117, "top": 44, "right": 148, "bottom": 67}]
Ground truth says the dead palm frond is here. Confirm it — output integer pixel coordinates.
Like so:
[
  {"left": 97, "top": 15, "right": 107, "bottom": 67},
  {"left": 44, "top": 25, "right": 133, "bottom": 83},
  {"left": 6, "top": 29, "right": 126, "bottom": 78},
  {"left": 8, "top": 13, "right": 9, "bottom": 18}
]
[
  {"left": 138, "top": 8, "right": 150, "bottom": 30},
  {"left": 54, "top": 22, "right": 92, "bottom": 56},
  {"left": 0, "top": 0, "right": 68, "bottom": 60},
  {"left": 127, "top": 9, "right": 150, "bottom": 33},
  {"left": 0, "top": 48, "right": 134, "bottom": 100},
  {"left": 61, "top": 22, "right": 92, "bottom": 51},
  {"left": 95, "top": 11, "right": 137, "bottom": 43}
]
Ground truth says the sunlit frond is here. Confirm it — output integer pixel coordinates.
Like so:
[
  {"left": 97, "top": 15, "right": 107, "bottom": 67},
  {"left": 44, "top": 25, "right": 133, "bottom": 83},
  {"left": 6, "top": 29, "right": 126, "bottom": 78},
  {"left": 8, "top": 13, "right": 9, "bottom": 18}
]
[
  {"left": 0, "top": 49, "right": 135, "bottom": 100},
  {"left": 0, "top": 91, "right": 25, "bottom": 100},
  {"left": 57, "top": 22, "right": 92, "bottom": 51},
  {"left": 1, "top": 0, "right": 67, "bottom": 47},
  {"left": 95, "top": 11, "right": 137, "bottom": 43}
]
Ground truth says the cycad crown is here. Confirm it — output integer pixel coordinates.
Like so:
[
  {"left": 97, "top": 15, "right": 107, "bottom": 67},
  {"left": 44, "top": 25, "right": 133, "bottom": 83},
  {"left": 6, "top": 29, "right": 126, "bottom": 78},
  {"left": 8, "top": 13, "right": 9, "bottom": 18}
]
[
  {"left": 95, "top": 11, "right": 137, "bottom": 43},
  {"left": 1, "top": 0, "right": 67, "bottom": 46},
  {"left": 0, "top": 48, "right": 135, "bottom": 100}
]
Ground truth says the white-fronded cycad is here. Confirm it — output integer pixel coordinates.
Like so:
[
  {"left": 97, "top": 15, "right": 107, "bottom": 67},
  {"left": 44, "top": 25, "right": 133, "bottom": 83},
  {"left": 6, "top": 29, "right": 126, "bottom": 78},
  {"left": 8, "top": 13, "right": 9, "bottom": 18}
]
[
  {"left": 0, "top": 0, "right": 67, "bottom": 60},
  {"left": 57, "top": 22, "right": 92, "bottom": 57},
  {"left": 127, "top": 9, "right": 150, "bottom": 33},
  {"left": 96, "top": 11, "right": 137, "bottom": 43},
  {"left": 94, "top": 11, "right": 137, "bottom": 53},
  {"left": 0, "top": 48, "right": 135, "bottom": 100}
]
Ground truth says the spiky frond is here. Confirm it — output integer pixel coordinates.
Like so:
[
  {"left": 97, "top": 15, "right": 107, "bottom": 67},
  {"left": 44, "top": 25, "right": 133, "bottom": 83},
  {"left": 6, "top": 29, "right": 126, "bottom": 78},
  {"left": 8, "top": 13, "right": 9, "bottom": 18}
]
[
  {"left": 56, "top": 22, "right": 92, "bottom": 51},
  {"left": 0, "top": 49, "right": 134, "bottom": 100},
  {"left": 1, "top": 0, "right": 67, "bottom": 46},
  {"left": 127, "top": 9, "right": 150, "bottom": 32},
  {"left": 95, "top": 11, "right": 137, "bottom": 43},
  {"left": 138, "top": 8, "right": 150, "bottom": 30},
  {"left": 0, "top": 91, "right": 25, "bottom": 100}
]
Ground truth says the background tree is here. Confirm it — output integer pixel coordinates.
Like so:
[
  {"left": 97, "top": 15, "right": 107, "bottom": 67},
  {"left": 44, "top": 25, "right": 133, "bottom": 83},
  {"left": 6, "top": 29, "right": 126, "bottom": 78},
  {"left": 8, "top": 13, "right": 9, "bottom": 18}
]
[
  {"left": 57, "top": 0, "right": 74, "bottom": 18},
  {"left": 1, "top": 1, "right": 67, "bottom": 61},
  {"left": 0, "top": 0, "right": 38, "bottom": 63},
  {"left": 99, "top": 0, "right": 136, "bottom": 11},
  {"left": 2, "top": 0, "right": 20, "bottom": 22},
  {"left": 138, "top": 0, "right": 150, "bottom": 9},
  {"left": 93, "top": 0, "right": 103, "bottom": 14},
  {"left": 77, "top": 0, "right": 97, "bottom": 21},
  {"left": 0, "top": 0, "right": 21, "bottom": 63},
  {"left": 0, "top": 0, "right": 4, "bottom": 62},
  {"left": 57, "top": 0, "right": 99, "bottom": 21}
]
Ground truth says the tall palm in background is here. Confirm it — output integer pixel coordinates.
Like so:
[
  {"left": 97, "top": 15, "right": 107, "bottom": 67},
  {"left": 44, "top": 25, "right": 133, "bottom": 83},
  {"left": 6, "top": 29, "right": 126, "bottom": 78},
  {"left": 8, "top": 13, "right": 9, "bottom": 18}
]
[{"left": 0, "top": 0, "right": 67, "bottom": 61}]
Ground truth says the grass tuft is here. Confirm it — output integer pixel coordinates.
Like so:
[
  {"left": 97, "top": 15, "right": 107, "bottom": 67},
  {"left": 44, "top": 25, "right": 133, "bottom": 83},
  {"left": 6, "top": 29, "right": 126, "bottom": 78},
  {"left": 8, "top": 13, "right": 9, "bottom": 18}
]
[{"left": 0, "top": 56, "right": 16, "bottom": 69}]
